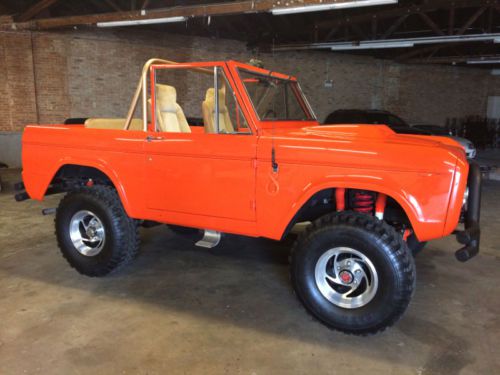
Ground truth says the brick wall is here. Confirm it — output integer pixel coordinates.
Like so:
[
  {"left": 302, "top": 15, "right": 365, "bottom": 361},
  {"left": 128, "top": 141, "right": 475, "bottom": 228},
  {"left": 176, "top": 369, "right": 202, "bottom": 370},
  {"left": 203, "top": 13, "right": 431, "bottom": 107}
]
[
  {"left": 1, "top": 29, "right": 499, "bottom": 132},
  {"left": 0, "top": 32, "right": 38, "bottom": 131}
]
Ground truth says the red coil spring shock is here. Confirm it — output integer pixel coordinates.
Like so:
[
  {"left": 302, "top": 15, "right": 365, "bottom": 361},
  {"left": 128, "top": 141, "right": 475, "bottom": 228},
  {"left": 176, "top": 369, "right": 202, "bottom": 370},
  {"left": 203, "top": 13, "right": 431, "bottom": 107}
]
[{"left": 352, "top": 191, "right": 375, "bottom": 214}]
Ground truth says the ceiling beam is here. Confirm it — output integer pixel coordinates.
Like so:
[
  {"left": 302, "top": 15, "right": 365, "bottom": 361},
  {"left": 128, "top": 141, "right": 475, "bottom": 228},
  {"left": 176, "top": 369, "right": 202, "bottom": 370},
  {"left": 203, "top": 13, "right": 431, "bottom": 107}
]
[
  {"left": 457, "top": 5, "right": 487, "bottom": 35},
  {"left": 448, "top": 6, "right": 455, "bottom": 35},
  {"left": 310, "top": 1, "right": 500, "bottom": 49},
  {"left": 487, "top": 6, "right": 494, "bottom": 32},
  {"left": 103, "top": 0, "right": 124, "bottom": 13},
  {"left": 0, "top": 0, "right": 370, "bottom": 30},
  {"left": 89, "top": 0, "right": 110, "bottom": 13},
  {"left": 418, "top": 11, "right": 445, "bottom": 36},
  {"left": 380, "top": 13, "right": 409, "bottom": 39},
  {"left": 17, "top": 0, "right": 60, "bottom": 22},
  {"left": 0, "top": 2, "right": 12, "bottom": 16},
  {"left": 351, "top": 23, "right": 368, "bottom": 40},
  {"left": 315, "top": 0, "right": 500, "bottom": 29}
]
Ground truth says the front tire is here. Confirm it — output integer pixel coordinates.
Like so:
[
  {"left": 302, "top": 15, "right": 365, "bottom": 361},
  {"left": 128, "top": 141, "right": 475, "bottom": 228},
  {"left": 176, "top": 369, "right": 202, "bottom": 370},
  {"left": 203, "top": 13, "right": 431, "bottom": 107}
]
[
  {"left": 290, "top": 212, "right": 416, "bottom": 335},
  {"left": 55, "top": 185, "right": 139, "bottom": 277},
  {"left": 407, "top": 234, "right": 427, "bottom": 257}
]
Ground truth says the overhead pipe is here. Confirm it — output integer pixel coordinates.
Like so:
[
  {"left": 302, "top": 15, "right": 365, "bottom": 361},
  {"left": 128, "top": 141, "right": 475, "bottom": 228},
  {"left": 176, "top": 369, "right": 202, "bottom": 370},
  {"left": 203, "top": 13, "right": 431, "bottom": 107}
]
[{"left": 272, "top": 33, "right": 500, "bottom": 52}]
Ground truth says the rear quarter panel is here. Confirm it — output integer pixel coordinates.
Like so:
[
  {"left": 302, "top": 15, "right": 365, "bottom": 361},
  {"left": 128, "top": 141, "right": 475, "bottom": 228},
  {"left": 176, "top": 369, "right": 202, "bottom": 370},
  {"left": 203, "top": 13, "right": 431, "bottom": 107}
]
[{"left": 22, "top": 125, "right": 146, "bottom": 218}]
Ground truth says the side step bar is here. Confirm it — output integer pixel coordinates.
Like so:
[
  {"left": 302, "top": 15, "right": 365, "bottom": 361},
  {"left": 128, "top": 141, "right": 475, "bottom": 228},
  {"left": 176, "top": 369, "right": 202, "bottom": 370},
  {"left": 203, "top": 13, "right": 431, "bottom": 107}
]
[
  {"left": 195, "top": 230, "right": 221, "bottom": 248},
  {"left": 42, "top": 208, "right": 57, "bottom": 216}
]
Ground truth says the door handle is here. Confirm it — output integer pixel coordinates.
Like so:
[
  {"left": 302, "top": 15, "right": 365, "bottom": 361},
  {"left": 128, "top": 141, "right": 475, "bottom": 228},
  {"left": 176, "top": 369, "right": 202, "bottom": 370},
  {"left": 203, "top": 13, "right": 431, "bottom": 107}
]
[{"left": 146, "top": 135, "right": 164, "bottom": 142}]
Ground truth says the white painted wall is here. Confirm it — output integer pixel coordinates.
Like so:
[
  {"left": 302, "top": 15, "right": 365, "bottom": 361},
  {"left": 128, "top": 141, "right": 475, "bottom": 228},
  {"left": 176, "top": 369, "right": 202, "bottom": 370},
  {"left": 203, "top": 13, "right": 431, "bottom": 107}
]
[{"left": 0, "top": 132, "right": 22, "bottom": 168}]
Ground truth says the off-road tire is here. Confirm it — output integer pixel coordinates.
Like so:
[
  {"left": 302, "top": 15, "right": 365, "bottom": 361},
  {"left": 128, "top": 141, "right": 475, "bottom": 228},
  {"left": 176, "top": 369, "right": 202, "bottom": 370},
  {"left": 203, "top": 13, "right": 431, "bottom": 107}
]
[
  {"left": 55, "top": 185, "right": 140, "bottom": 277},
  {"left": 407, "top": 234, "right": 427, "bottom": 257},
  {"left": 290, "top": 211, "right": 416, "bottom": 335}
]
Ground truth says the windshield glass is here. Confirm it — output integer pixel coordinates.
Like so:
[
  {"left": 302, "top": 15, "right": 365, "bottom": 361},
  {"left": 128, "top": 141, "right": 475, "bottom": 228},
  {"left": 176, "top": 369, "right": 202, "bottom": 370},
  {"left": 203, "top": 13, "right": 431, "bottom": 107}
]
[{"left": 239, "top": 69, "right": 315, "bottom": 121}]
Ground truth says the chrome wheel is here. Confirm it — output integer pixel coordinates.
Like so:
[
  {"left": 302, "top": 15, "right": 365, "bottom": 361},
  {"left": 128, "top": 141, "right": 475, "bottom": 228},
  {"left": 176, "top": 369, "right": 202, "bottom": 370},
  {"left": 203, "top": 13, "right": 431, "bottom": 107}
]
[
  {"left": 69, "top": 210, "right": 106, "bottom": 256},
  {"left": 315, "top": 247, "right": 379, "bottom": 309}
]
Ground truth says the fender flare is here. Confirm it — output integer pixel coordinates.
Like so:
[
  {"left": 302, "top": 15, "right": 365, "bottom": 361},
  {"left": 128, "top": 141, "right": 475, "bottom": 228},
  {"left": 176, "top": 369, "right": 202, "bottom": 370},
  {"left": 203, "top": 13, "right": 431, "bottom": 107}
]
[
  {"left": 277, "top": 180, "right": 423, "bottom": 240},
  {"left": 28, "top": 156, "right": 133, "bottom": 217}
]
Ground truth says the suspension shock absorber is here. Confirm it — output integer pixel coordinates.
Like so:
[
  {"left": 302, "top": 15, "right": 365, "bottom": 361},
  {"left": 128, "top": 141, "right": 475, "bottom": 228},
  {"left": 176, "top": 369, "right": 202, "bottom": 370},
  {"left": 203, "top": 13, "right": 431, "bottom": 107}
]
[
  {"left": 351, "top": 190, "right": 375, "bottom": 215},
  {"left": 375, "top": 193, "right": 387, "bottom": 220},
  {"left": 335, "top": 188, "right": 346, "bottom": 211}
]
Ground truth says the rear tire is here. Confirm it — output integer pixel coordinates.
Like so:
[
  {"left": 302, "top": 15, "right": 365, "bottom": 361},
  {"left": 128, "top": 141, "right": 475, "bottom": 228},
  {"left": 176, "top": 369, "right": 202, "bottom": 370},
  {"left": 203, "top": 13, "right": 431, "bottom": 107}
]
[
  {"left": 55, "top": 185, "right": 139, "bottom": 277},
  {"left": 290, "top": 212, "right": 416, "bottom": 335}
]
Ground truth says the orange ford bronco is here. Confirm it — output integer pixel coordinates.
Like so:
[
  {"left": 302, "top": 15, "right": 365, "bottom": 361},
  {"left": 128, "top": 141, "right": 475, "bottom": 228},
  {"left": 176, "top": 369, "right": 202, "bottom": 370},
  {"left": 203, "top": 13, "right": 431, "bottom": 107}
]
[{"left": 17, "top": 59, "right": 481, "bottom": 334}]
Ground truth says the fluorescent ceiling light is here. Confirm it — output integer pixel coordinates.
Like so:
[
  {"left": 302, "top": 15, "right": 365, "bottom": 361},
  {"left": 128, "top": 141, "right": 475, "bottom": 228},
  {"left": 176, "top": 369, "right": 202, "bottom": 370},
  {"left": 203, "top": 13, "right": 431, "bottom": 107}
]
[
  {"left": 97, "top": 16, "right": 187, "bottom": 27},
  {"left": 272, "top": 0, "right": 398, "bottom": 15},
  {"left": 331, "top": 41, "right": 414, "bottom": 50},
  {"left": 495, "top": 38, "right": 500, "bottom": 43},
  {"left": 324, "top": 33, "right": 500, "bottom": 51},
  {"left": 467, "top": 59, "right": 500, "bottom": 65}
]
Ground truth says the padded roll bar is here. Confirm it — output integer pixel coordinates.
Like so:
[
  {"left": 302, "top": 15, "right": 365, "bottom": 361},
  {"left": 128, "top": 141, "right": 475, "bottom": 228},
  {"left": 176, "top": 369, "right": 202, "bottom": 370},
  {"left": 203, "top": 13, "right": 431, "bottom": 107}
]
[
  {"left": 124, "top": 59, "right": 215, "bottom": 131},
  {"left": 124, "top": 59, "right": 177, "bottom": 131}
]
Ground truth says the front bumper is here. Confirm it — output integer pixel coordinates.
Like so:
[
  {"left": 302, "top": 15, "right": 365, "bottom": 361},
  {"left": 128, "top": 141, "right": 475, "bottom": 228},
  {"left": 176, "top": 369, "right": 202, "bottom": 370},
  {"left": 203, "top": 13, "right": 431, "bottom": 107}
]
[
  {"left": 454, "top": 161, "right": 482, "bottom": 262},
  {"left": 466, "top": 148, "right": 477, "bottom": 159}
]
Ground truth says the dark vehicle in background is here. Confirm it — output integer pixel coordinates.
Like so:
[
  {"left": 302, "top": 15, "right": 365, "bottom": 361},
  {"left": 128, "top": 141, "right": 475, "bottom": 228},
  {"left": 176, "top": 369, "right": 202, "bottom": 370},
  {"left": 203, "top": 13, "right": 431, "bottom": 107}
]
[
  {"left": 412, "top": 124, "right": 476, "bottom": 159},
  {"left": 324, "top": 109, "right": 430, "bottom": 135},
  {"left": 324, "top": 109, "right": 476, "bottom": 159}
]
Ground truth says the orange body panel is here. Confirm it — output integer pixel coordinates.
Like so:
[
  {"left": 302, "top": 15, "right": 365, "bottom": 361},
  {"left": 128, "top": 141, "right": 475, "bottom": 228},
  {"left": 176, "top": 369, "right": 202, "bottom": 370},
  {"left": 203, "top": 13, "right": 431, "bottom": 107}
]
[{"left": 21, "top": 61, "right": 469, "bottom": 243}]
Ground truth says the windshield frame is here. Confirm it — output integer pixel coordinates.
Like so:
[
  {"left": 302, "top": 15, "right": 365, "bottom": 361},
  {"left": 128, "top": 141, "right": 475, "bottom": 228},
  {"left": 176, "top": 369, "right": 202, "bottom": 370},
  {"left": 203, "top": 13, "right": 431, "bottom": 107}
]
[{"left": 236, "top": 67, "right": 317, "bottom": 123}]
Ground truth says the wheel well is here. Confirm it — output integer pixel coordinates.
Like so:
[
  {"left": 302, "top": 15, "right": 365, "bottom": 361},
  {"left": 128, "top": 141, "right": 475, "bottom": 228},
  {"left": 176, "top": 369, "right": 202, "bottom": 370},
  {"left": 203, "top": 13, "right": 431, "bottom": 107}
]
[
  {"left": 51, "top": 164, "right": 115, "bottom": 190},
  {"left": 282, "top": 187, "right": 411, "bottom": 239}
]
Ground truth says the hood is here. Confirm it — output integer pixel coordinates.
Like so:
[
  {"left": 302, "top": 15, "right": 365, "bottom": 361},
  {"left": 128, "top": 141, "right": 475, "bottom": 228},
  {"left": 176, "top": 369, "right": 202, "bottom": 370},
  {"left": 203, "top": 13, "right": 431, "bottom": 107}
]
[
  {"left": 269, "top": 124, "right": 461, "bottom": 150},
  {"left": 260, "top": 124, "right": 466, "bottom": 172}
]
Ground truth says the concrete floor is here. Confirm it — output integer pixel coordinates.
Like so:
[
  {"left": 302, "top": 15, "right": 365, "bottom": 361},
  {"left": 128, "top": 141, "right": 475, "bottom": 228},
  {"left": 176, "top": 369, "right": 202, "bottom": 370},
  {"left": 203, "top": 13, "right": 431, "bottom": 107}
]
[{"left": 0, "top": 168, "right": 499, "bottom": 375}]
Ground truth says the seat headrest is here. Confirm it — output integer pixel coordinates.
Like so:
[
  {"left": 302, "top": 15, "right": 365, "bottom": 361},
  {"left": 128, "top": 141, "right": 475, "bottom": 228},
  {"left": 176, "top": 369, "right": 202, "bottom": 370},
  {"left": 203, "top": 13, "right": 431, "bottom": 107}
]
[
  {"left": 205, "top": 87, "right": 227, "bottom": 105},
  {"left": 156, "top": 84, "right": 178, "bottom": 113}
]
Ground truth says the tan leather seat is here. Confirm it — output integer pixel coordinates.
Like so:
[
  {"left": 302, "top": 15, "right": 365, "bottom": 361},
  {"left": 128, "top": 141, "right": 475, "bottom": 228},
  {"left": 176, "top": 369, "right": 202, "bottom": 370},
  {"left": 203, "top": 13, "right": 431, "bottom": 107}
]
[
  {"left": 85, "top": 118, "right": 143, "bottom": 131},
  {"left": 202, "top": 87, "right": 234, "bottom": 134},
  {"left": 154, "top": 84, "right": 191, "bottom": 133},
  {"left": 84, "top": 84, "right": 190, "bottom": 133}
]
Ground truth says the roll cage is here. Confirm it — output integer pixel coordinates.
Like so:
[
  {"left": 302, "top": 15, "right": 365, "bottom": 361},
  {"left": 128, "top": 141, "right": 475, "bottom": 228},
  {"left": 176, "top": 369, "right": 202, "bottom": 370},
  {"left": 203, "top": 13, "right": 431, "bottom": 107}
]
[{"left": 123, "top": 59, "right": 318, "bottom": 133}]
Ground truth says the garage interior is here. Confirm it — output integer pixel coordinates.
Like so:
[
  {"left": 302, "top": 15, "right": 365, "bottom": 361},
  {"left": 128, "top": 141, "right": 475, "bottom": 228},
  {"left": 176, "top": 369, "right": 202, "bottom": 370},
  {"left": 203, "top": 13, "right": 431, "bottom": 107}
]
[{"left": 0, "top": 0, "right": 499, "bottom": 373}]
